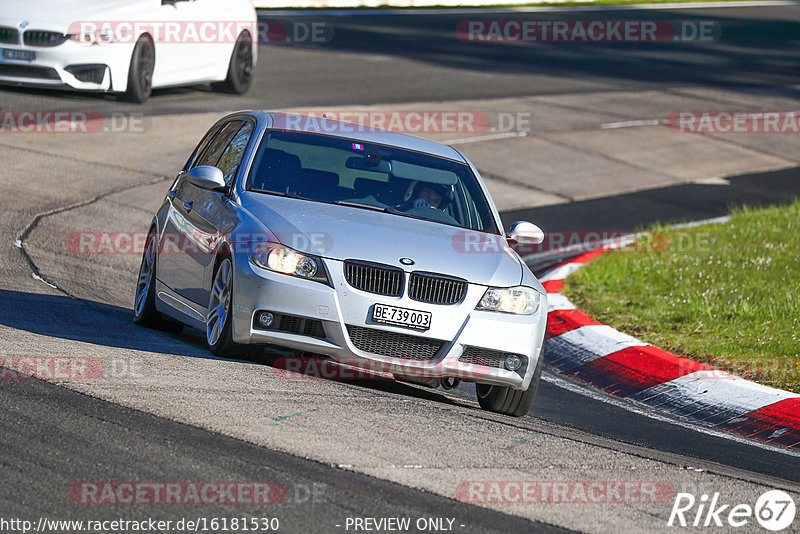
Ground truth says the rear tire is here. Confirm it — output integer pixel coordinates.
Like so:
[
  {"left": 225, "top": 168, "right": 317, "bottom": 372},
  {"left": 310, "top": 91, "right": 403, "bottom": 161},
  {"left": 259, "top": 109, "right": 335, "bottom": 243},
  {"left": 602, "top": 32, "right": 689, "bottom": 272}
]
[
  {"left": 475, "top": 349, "right": 543, "bottom": 417},
  {"left": 213, "top": 31, "right": 253, "bottom": 95},
  {"left": 133, "top": 233, "right": 183, "bottom": 334},
  {"left": 124, "top": 34, "right": 155, "bottom": 104}
]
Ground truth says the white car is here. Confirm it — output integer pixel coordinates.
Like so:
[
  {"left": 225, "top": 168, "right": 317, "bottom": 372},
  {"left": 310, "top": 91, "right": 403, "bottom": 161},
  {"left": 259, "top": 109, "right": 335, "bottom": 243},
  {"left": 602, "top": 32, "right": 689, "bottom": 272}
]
[{"left": 0, "top": 0, "right": 258, "bottom": 103}]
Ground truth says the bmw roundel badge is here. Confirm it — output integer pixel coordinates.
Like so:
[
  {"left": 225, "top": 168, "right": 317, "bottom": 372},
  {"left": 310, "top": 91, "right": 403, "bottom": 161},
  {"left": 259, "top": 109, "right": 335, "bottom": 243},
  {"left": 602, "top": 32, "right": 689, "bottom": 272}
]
[{"left": 399, "top": 257, "right": 414, "bottom": 266}]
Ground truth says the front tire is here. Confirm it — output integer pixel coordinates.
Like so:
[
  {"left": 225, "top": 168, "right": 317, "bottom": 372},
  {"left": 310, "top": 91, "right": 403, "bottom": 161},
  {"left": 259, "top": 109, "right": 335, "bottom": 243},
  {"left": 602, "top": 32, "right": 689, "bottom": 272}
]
[
  {"left": 475, "top": 350, "right": 543, "bottom": 417},
  {"left": 124, "top": 34, "right": 155, "bottom": 104},
  {"left": 214, "top": 31, "right": 253, "bottom": 95},
  {"left": 207, "top": 256, "right": 247, "bottom": 357}
]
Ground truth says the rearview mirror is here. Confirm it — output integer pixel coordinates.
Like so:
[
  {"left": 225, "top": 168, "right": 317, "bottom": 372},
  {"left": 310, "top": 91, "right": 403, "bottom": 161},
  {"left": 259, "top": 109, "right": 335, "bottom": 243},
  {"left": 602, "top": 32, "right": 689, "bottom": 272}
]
[
  {"left": 390, "top": 160, "right": 457, "bottom": 185},
  {"left": 506, "top": 221, "right": 545, "bottom": 246},
  {"left": 186, "top": 166, "right": 226, "bottom": 191},
  {"left": 345, "top": 156, "right": 391, "bottom": 174}
]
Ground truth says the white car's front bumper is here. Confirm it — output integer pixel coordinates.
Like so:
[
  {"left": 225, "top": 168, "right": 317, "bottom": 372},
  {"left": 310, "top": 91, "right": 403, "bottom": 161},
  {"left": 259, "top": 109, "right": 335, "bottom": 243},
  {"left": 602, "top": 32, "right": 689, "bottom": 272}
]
[{"left": 0, "top": 38, "right": 131, "bottom": 92}]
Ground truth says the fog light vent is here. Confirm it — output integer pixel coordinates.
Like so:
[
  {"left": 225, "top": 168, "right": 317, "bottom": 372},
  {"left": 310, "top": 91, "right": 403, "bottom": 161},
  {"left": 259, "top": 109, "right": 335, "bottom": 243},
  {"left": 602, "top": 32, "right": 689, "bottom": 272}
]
[
  {"left": 459, "top": 346, "right": 527, "bottom": 375},
  {"left": 65, "top": 64, "right": 106, "bottom": 84},
  {"left": 504, "top": 354, "right": 522, "bottom": 371},
  {"left": 257, "top": 311, "right": 274, "bottom": 328}
]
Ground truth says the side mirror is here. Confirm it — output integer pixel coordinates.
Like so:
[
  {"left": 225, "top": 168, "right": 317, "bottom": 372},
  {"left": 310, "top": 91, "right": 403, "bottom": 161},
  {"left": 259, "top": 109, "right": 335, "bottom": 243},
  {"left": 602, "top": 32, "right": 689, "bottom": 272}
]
[
  {"left": 186, "top": 166, "right": 226, "bottom": 191},
  {"left": 506, "top": 221, "right": 545, "bottom": 246}
]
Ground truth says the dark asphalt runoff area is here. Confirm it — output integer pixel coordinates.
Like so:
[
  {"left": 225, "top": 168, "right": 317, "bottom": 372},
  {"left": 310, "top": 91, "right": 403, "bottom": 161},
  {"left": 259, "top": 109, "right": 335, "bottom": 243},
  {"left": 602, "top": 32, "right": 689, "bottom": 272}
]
[{"left": 0, "top": 373, "right": 563, "bottom": 533}]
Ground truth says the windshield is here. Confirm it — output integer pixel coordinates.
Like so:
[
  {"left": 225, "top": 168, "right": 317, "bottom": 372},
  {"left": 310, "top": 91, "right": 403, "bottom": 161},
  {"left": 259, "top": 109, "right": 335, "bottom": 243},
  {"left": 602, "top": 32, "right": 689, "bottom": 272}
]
[{"left": 246, "top": 131, "right": 499, "bottom": 234}]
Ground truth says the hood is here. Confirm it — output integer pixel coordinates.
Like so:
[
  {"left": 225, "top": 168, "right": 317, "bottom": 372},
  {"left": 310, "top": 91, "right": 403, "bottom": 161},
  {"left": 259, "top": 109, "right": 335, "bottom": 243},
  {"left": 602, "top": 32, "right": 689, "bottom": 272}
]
[
  {"left": 1, "top": 0, "right": 156, "bottom": 32},
  {"left": 239, "top": 193, "right": 523, "bottom": 288}
]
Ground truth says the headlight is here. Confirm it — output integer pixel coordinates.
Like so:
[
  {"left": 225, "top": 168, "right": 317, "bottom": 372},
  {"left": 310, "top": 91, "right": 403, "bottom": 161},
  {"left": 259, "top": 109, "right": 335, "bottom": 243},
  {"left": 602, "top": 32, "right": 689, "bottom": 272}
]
[
  {"left": 70, "top": 31, "right": 115, "bottom": 45},
  {"left": 250, "top": 243, "right": 328, "bottom": 284},
  {"left": 476, "top": 286, "right": 540, "bottom": 315}
]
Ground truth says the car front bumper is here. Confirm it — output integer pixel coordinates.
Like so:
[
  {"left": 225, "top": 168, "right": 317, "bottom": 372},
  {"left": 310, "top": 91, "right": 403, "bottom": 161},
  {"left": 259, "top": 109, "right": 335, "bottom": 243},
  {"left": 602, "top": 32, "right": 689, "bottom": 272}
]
[
  {"left": 0, "top": 39, "right": 131, "bottom": 91},
  {"left": 230, "top": 254, "right": 547, "bottom": 391}
]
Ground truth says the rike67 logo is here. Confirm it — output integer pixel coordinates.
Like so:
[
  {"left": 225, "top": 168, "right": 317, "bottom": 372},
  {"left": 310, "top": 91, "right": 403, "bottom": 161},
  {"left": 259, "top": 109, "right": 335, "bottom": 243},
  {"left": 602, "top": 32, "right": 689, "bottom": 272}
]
[{"left": 669, "top": 490, "right": 796, "bottom": 531}]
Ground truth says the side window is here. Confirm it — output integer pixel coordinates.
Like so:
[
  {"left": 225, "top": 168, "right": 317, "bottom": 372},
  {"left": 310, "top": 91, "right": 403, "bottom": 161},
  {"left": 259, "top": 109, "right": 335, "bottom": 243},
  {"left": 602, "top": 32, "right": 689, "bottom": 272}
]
[
  {"left": 216, "top": 122, "right": 254, "bottom": 187},
  {"left": 186, "top": 123, "right": 224, "bottom": 171},
  {"left": 195, "top": 120, "right": 243, "bottom": 168}
]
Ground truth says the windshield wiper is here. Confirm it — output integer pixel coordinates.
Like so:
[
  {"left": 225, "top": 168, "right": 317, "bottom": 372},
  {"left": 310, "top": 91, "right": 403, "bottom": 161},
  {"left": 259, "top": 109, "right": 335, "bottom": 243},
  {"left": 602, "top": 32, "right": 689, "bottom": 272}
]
[
  {"left": 335, "top": 200, "right": 387, "bottom": 212},
  {"left": 251, "top": 188, "right": 287, "bottom": 196},
  {"left": 286, "top": 192, "right": 316, "bottom": 201},
  {"left": 340, "top": 201, "right": 434, "bottom": 222},
  {"left": 251, "top": 189, "right": 316, "bottom": 202},
  {"left": 333, "top": 200, "right": 441, "bottom": 225},
  {"left": 383, "top": 206, "right": 429, "bottom": 221}
]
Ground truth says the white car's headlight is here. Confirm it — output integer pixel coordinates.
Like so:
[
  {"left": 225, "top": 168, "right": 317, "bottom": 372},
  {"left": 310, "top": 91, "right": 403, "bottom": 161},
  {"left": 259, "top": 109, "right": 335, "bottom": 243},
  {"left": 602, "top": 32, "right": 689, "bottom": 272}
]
[
  {"left": 70, "top": 31, "right": 115, "bottom": 46},
  {"left": 250, "top": 243, "right": 328, "bottom": 284},
  {"left": 476, "top": 286, "right": 540, "bottom": 315}
]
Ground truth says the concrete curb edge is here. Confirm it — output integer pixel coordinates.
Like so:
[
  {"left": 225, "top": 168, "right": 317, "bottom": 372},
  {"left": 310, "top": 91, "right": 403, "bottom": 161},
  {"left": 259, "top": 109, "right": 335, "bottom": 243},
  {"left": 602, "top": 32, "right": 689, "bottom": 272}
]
[{"left": 540, "top": 248, "right": 800, "bottom": 450}]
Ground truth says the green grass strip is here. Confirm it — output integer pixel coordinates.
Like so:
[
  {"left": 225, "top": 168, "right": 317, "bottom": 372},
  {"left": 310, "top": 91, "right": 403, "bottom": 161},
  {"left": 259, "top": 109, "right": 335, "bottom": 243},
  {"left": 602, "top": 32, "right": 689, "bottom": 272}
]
[{"left": 564, "top": 199, "right": 800, "bottom": 391}]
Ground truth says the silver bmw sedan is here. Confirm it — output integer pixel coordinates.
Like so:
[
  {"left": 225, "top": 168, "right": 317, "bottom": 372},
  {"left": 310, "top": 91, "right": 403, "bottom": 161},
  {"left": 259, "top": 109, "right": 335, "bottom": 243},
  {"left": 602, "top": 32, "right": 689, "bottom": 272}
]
[{"left": 134, "top": 111, "right": 548, "bottom": 416}]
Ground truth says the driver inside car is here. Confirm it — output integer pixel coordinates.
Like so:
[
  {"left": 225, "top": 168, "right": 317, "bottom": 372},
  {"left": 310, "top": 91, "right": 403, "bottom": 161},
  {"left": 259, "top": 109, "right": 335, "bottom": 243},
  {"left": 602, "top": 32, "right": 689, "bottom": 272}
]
[{"left": 407, "top": 182, "right": 451, "bottom": 210}]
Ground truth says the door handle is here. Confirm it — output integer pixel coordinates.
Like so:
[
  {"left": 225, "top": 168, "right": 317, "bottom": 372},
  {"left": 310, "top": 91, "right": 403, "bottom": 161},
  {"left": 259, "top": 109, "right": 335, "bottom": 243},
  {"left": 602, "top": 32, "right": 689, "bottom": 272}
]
[{"left": 183, "top": 201, "right": 193, "bottom": 212}]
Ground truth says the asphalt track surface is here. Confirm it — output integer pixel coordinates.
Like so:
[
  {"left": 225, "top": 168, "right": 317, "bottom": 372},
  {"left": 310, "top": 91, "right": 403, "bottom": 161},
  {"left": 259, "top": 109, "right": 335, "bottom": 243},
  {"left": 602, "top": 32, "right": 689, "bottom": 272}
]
[
  {"left": 1, "top": 4, "right": 799, "bottom": 113},
  {"left": 2, "top": 4, "right": 800, "bottom": 533}
]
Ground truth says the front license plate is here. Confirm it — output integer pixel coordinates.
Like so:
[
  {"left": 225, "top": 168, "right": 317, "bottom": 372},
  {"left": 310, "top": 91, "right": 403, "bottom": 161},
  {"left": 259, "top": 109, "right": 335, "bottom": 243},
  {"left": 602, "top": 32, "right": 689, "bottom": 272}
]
[
  {"left": 372, "top": 304, "right": 431, "bottom": 331},
  {"left": 2, "top": 48, "right": 35, "bottom": 62}
]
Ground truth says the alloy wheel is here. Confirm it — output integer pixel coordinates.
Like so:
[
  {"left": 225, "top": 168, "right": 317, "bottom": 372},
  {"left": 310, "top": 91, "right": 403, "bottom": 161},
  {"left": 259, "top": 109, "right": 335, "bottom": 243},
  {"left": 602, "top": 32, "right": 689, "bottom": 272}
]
[{"left": 207, "top": 259, "right": 232, "bottom": 346}]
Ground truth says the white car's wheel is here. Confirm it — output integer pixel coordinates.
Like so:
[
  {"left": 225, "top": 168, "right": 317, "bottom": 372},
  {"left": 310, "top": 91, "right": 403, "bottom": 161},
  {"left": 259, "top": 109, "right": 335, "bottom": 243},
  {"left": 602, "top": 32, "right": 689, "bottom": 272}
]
[
  {"left": 214, "top": 31, "right": 253, "bottom": 95},
  {"left": 124, "top": 34, "right": 155, "bottom": 103}
]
